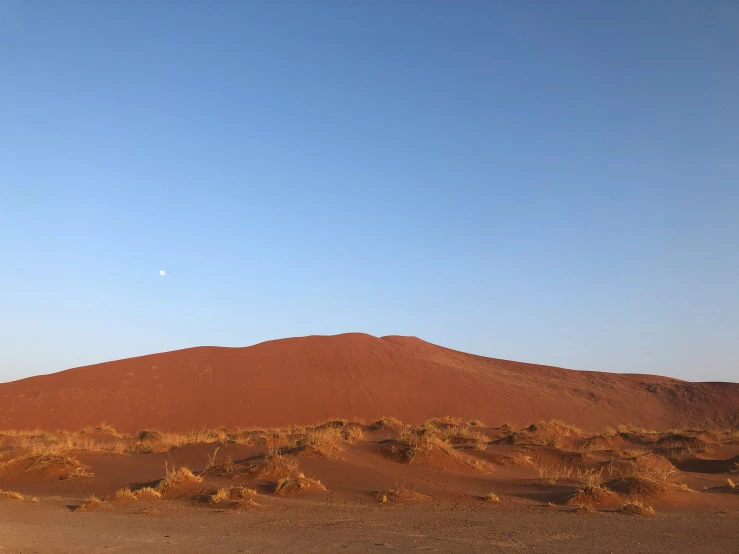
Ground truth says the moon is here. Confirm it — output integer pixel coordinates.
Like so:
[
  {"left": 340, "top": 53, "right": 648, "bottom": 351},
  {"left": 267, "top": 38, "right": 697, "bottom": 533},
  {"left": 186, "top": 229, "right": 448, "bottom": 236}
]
[{"left": 159, "top": 270, "right": 166, "bottom": 277}]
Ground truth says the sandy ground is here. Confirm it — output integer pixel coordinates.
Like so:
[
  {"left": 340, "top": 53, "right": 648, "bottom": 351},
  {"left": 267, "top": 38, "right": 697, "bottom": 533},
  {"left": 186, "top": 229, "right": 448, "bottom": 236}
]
[
  {"left": 2, "top": 333, "right": 737, "bottom": 432},
  {"left": 1, "top": 420, "right": 738, "bottom": 553},
  {"left": 1, "top": 497, "right": 738, "bottom": 553}
]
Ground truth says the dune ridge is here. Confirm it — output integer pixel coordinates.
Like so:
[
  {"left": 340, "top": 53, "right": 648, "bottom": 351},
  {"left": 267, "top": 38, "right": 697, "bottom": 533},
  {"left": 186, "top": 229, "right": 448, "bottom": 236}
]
[{"left": 0, "top": 333, "right": 737, "bottom": 432}]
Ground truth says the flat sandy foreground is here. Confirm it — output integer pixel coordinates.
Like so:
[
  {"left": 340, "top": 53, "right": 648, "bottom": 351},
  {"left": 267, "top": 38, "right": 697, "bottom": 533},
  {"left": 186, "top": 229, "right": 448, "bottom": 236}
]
[
  {"left": 1, "top": 498, "right": 738, "bottom": 553},
  {"left": 1, "top": 418, "right": 737, "bottom": 553}
]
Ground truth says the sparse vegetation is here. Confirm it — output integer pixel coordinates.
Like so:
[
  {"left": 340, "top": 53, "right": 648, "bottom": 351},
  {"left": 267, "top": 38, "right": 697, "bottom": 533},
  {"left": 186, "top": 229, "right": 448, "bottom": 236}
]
[
  {"left": 1, "top": 416, "right": 735, "bottom": 516},
  {"left": 617, "top": 500, "right": 655, "bottom": 515},
  {"left": 209, "top": 488, "right": 230, "bottom": 503},
  {"left": 0, "top": 489, "right": 25, "bottom": 500},
  {"left": 156, "top": 462, "right": 202, "bottom": 495},
  {"left": 274, "top": 473, "right": 326, "bottom": 494},
  {"left": 375, "top": 480, "right": 430, "bottom": 503},
  {"left": 76, "top": 494, "right": 102, "bottom": 512},
  {"left": 605, "top": 453, "right": 682, "bottom": 495},
  {"left": 533, "top": 461, "right": 573, "bottom": 485}
]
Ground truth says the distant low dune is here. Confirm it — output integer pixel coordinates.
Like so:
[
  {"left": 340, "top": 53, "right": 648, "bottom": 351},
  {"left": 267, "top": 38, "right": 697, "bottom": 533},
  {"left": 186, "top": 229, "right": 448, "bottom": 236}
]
[{"left": 0, "top": 333, "right": 737, "bottom": 432}]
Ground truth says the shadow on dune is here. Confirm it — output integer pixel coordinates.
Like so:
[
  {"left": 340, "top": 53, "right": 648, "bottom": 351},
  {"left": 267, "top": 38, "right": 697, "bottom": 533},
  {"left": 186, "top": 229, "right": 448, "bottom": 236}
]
[{"left": 674, "top": 455, "right": 739, "bottom": 474}]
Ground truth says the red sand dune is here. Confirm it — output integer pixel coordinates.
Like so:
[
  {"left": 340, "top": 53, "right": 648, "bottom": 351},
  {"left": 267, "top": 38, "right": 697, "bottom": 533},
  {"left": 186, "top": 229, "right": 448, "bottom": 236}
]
[{"left": 0, "top": 333, "right": 737, "bottom": 432}]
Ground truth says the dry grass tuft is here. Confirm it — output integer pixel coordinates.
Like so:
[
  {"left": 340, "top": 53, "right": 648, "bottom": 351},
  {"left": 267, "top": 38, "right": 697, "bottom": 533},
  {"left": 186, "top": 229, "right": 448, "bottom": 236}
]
[
  {"left": 489, "top": 451, "right": 532, "bottom": 467},
  {"left": 605, "top": 453, "right": 682, "bottom": 495},
  {"left": 482, "top": 492, "right": 500, "bottom": 502},
  {"left": 384, "top": 425, "right": 462, "bottom": 464},
  {"left": 23, "top": 453, "right": 81, "bottom": 473},
  {"left": 617, "top": 500, "right": 655, "bottom": 515},
  {"left": 113, "top": 486, "right": 163, "bottom": 501},
  {"left": 0, "top": 489, "right": 25, "bottom": 500},
  {"left": 231, "top": 486, "right": 258, "bottom": 499},
  {"left": 445, "top": 427, "right": 490, "bottom": 451},
  {"left": 274, "top": 473, "right": 326, "bottom": 494},
  {"left": 209, "top": 488, "right": 231, "bottom": 503},
  {"left": 375, "top": 481, "right": 430, "bottom": 504},
  {"left": 60, "top": 466, "right": 95, "bottom": 480},
  {"left": 370, "top": 416, "right": 403, "bottom": 431},
  {"left": 156, "top": 463, "right": 202, "bottom": 494},
  {"left": 528, "top": 419, "right": 583, "bottom": 437},
  {"left": 76, "top": 494, "right": 102, "bottom": 512},
  {"left": 656, "top": 433, "right": 705, "bottom": 449},
  {"left": 134, "top": 487, "right": 163, "bottom": 499},
  {"left": 342, "top": 425, "right": 365, "bottom": 444},
  {"left": 574, "top": 502, "right": 596, "bottom": 513},
  {"left": 113, "top": 487, "right": 137, "bottom": 501},
  {"left": 256, "top": 451, "right": 301, "bottom": 479},
  {"left": 299, "top": 427, "right": 346, "bottom": 458},
  {"left": 533, "top": 461, "right": 573, "bottom": 485}
]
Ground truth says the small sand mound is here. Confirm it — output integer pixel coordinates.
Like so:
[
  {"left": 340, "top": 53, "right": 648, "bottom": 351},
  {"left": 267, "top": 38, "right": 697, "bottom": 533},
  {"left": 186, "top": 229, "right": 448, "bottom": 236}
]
[
  {"left": 370, "top": 417, "right": 403, "bottom": 431},
  {"left": 113, "top": 487, "right": 162, "bottom": 501},
  {"left": 75, "top": 494, "right": 103, "bottom": 512},
  {"left": 656, "top": 434, "right": 705, "bottom": 449},
  {"left": 155, "top": 464, "right": 203, "bottom": 498},
  {"left": 617, "top": 500, "right": 655, "bottom": 515},
  {"left": 375, "top": 485, "right": 430, "bottom": 504},
  {"left": 566, "top": 485, "right": 618, "bottom": 506},
  {"left": 605, "top": 476, "right": 665, "bottom": 496},
  {"left": 249, "top": 454, "right": 301, "bottom": 479},
  {"left": 200, "top": 462, "right": 252, "bottom": 479},
  {"left": 136, "top": 430, "right": 161, "bottom": 442},
  {"left": 274, "top": 474, "right": 326, "bottom": 495}
]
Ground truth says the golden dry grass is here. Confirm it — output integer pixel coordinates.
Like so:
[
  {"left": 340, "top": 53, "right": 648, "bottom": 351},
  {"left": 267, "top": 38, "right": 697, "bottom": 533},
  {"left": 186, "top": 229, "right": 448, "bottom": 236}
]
[
  {"left": 274, "top": 473, "right": 326, "bottom": 494},
  {"left": 0, "top": 489, "right": 25, "bottom": 500},
  {"left": 156, "top": 463, "right": 202, "bottom": 494},
  {"left": 113, "top": 487, "right": 137, "bottom": 500},
  {"left": 482, "top": 492, "right": 500, "bottom": 502},
  {"left": 76, "top": 494, "right": 102, "bottom": 512},
  {"left": 209, "top": 488, "right": 231, "bottom": 503},
  {"left": 533, "top": 461, "right": 574, "bottom": 485},
  {"left": 617, "top": 499, "right": 655, "bottom": 515},
  {"left": 605, "top": 453, "right": 683, "bottom": 495},
  {"left": 369, "top": 416, "right": 403, "bottom": 431},
  {"left": 375, "top": 480, "right": 430, "bottom": 504},
  {"left": 113, "top": 487, "right": 163, "bottom": 501}
]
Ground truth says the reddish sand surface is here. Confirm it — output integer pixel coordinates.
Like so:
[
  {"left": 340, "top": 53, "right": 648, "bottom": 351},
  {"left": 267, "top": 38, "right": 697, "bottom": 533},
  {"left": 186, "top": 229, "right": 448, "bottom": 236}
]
[
  {"left": 1, "top": 333, "right": 737, "bottom": 432},
  {"left": 1, "top": 419, "right": 738, "bottom": 553}
]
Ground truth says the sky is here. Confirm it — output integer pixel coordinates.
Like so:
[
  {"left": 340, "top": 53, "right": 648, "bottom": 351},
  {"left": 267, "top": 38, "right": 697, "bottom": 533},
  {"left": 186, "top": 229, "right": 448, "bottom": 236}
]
[{"left": 1, "top": 1, "right": 737, "bottom": 384}]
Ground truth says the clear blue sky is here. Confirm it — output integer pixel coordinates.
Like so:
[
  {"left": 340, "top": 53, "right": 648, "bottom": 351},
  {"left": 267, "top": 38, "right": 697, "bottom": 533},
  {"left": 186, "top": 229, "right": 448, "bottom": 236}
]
[{"left": 1, "top": 1, "right": 737, "bottom": 383}]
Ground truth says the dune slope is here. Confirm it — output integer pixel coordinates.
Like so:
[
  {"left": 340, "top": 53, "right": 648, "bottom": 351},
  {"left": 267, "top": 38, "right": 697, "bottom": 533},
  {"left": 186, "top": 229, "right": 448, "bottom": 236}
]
[{"left": 0, "top": 333, "right": 736, "bottom": 431}]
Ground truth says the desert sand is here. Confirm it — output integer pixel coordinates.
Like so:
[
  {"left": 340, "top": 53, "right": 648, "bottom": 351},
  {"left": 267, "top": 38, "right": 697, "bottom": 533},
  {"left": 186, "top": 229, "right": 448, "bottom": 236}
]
[
  {"left": 1, "top": 335, "right": 737, "bottom": 553},
  {"left": 1, "top": 334, "right": 737, "bottom": 431}
]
